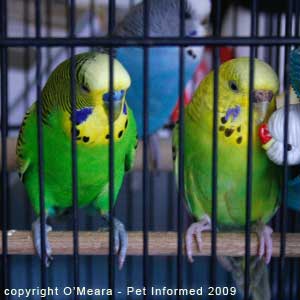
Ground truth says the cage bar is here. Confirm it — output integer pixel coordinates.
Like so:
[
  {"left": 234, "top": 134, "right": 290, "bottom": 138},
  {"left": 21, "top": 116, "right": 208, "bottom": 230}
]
[
  {"left": 34, "top": 0, "right": 48, "bottom": 294},
  {"left": 142, "top": 0, "right": 149, "bottom": 298},
  {"left": 244, "top": 0, "right": 258, "bottom": 299},
  {"left": 211, "top": 0, "right": 221, "bottom": 294},
  {"left": 2, "top": 36, "right": 300, "bottom": 47},
  {"left": 176, "top": 0, "right": 185, "bottom": 297},
  {"left": 108, "top": 1, "right": 116, "bottom": 299},
  {"left": 1, "top": 0, "right": 9, "bottom": 297},
  {"left": 279, "top": 1, "right": 293, "bottom": 299}
]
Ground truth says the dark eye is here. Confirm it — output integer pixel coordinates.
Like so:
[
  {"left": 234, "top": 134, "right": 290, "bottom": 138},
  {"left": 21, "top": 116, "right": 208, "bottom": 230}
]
[
  {"left": 185, "top": 11, "right": 192, "bottom": 19},
  {"left": 81, "top": 84, "right": 90, "bottom": 93},
  {"left": 229, "top": 81, "right": 239, "bottom": 92},
  {"left": 287, "top": 144, "right": 292, "bottom": 151}
]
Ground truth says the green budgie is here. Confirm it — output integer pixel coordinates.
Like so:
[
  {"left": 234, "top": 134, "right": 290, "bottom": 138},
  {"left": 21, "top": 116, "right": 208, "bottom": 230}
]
[
  {"left": 173, "top": 58, "right": 280, "bottom": 300},
  {"left": 16, "top": 52, "right": 138, "bottom": 268}
]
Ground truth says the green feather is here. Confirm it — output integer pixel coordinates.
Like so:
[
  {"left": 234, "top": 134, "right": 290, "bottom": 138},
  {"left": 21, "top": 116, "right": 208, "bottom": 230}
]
[{"left": 16, "top": 52, "right": 137, "bottom": 217}]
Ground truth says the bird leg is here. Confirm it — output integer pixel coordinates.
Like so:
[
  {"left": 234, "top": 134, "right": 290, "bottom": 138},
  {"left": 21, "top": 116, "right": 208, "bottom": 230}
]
[
  {"left": 102, "top": 216, "right": 128, "bottom": 270},
  {"left": 32, "top": 217, "right": 53, "bottom": 267},
  {"left": 253, "top": 222, "right": 273, "bottom": 264},
  {"left": 185, "top": 214, "right": 211, "bottom": 263}
]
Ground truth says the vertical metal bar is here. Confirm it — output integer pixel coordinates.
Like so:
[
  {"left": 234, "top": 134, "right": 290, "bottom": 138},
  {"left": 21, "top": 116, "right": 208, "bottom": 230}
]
[
  {"left": 177, "top": 0, "right": 185, "bottom": 297},
  {"left": 89, "top": 0, "right": 96, "bottom": 37},
  {"left": 34, "top": 0, "right": 47, "bottom": 295},
  {"left": 45, "top": 0, "right": 53, "bottom": 76},
  {"left": 23, "top": 0, "right": 33, "bottom": 289},
  {"left": 279, "top": 1, "right": 293, "bottom": 299},
  {"left": 142, "top": 0, "right": 149, "bottom": 298},
  {"left": 289, "top": 212, "right": 296, "bottom": 300},
  {"left": 244, "top": 0, "right": 257, "bottom": 299},
  {"left": 211, "top": 0, "right": 221, "bottom": 294},
  {"left": 275, "top": 13, "right": 282, "bottom": 74},
  {"left": 0, "top": 0, "right": 8, "bottom": 297},
  {"left": 295, "top": 0, "right": 300, "bottom": 38},
  {"left": 108, "top": 1, "right": 115, "bottom": 299},
  {"left": 267, "top": 13, "right": 274, "bottom": 65},
  {"left": 69, "top": 0, "right": 79, "bottom": 299},
  {"left": 23, "top": 0, "right": 30, "bottom": 112}
]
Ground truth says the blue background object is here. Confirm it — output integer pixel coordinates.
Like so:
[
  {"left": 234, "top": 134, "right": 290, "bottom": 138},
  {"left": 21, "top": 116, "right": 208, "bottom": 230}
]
[
  {"left": 288, "top": 48, "right": 300, "bottom": 211},
  {"left": 117, "top": 47, "right": 200, "bottom": 137},
  {"left": 288, "top": 173, "right": 300, "bottom": 211}
]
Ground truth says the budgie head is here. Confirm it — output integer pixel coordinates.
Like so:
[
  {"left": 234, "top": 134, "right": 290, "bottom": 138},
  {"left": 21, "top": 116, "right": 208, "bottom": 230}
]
[
  {"left": 185, "top": 0, "right": 211, "bottom": 60},
  {"left": 192, "top": 57, "right": 279, "bottom": 125},
  {"left": 42, "top": 52, "right": 131, "bottom": 121},
  {"left": 113, "top": 0, "right": 211, "bottom": 61}
]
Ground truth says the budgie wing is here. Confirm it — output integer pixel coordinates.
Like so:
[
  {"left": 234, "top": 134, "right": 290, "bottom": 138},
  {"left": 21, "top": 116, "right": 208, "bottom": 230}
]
[{"left": 16, "top": 104, "right": 36, "bottom": 181}]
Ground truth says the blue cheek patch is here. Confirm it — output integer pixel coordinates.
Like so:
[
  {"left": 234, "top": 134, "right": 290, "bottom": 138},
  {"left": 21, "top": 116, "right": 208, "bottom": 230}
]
[
  {"left": 72, "top": 107, "right": 93, "bottom": 125},
  {"left": 225, "top": 105, "right": 241, "bottom": 122}
]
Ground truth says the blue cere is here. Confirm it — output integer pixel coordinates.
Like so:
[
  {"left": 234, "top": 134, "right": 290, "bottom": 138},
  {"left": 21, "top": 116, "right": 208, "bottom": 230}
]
[{"left": 103, "top": 90, "right": 125, "bottom": 102}]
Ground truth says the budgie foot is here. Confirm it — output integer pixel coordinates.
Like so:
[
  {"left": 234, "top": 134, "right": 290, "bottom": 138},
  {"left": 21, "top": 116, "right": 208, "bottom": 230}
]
[
  {"left": 254, "top": 222, "right": 273, "bottom": 264},
  {"left": 102, "top": 216, "right": 128, "bottom": 270},
  {"left": 185, "top": 215, "right": 211, "bottom": 263},
  {"left": 32, "top": 217, "right": 53, "bottom": 267}
]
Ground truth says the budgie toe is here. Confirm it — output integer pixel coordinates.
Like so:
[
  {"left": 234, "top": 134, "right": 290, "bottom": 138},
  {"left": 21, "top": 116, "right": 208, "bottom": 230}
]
[
  {"left": 185, "top": 214, "right": 211, "bottom": 263},
  {"left": 102, "top": 216, "right": 128, "bottom": 270},
  {"left": 32, "top": 217, "right": 53, "bottom": 267},
  {"left": 254, "top": 222, "right": 273, "bottom": 264}
]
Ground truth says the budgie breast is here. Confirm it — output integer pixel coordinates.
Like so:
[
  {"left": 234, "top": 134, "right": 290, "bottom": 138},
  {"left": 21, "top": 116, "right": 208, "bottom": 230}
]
[
  {"left": 17, "top": 102, "right": 137, "bottom": 216},
  {"left": 182, "top": 102, "right": 280, "bottom": 230}
]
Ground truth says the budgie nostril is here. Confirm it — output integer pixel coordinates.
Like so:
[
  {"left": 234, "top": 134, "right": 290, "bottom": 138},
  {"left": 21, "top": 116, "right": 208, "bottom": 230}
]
[{"left": 253, "top": 90, "right": 274, "bottom": 103}]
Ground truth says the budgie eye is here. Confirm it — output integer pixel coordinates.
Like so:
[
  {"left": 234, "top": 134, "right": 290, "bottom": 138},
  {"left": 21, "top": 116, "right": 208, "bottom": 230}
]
[
  {"left": 185, "top": 11, "right": 192, "bottom": 19},
  {"left": 81, "top": 84, "right": 90, "bottom": 94},
  {"left": 287, "top": 144, "right": 292, "bottom": 151},
  {"left": 229, "top": 81, "right": 239, "bottom": 93}
]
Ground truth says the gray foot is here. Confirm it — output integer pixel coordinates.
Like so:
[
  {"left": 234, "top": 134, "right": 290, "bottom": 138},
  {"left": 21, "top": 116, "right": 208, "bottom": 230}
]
[
  {"left": 254, "top": 222, "right": 273, "bottom": 264},
  {"left": 185, "top": 215, "right": 212, "bottom": 263},
  {"left": 32, "top": 217, "right": 53, "bottom": 267},
  {"left": 102, "top": 216, "right": 128, "bottom": 269}
]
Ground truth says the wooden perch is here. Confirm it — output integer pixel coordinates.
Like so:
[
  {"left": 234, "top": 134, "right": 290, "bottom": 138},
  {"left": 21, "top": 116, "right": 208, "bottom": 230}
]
[{"left": 1, "top": 231, "right": 300, "bottom": 257}]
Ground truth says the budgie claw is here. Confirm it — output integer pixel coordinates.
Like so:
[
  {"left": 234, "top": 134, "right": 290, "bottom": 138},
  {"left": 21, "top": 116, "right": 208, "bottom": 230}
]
[
  {"left": 254, "top": 223, "right": 273, "bottom": 264},
  {"left": 32, "top": 217, "right": 53, "bottom": 267},
  {"left": 185, "top": 215, "right": 211, "bottom": 263},
  {"left": 102, "top": 216, "right": 128, "bottom": 270}
]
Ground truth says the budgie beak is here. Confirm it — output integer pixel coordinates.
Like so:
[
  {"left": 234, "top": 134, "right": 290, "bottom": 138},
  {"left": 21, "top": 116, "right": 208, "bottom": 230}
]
[
  {"left": 102, "top": 90, "right": 125, "bottom": 120},
  {"left": 253, "top": 90, "right": 274, "bottom": 124}
]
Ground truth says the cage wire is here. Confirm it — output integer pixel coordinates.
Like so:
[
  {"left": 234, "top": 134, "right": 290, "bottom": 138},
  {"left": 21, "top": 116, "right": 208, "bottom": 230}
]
[{"left": 1, "top": 0, "right": 300, "bottom": 300}]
